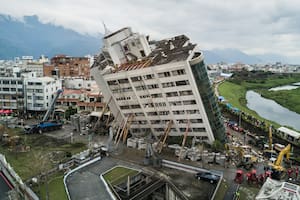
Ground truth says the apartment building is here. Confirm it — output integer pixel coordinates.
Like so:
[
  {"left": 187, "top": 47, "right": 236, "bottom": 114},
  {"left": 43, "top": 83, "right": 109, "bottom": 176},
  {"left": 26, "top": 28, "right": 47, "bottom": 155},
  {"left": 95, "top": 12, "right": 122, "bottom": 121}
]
[
  {"left": 44, "top": 55, "right": 90, "bottom": 79},
  {"left": 91, "top": 27, "right": 225, "bottom": 143},
  {"left": 23, "top": 72, "right": 62, "bottom": 112},
  {"left": 0, "top": 62, "right": 24, "bottom": 111}
]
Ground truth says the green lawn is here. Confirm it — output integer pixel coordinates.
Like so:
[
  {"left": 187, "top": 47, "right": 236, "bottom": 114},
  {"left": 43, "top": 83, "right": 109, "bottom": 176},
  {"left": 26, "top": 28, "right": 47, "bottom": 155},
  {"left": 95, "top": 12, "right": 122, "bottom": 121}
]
[
  {"left": 0, "top": 131, "right": 86, "bottom": 180},
  {"left": 259, "top": 87, "right": 300, "bottom": 115},
  {"left": 103, "top": 166, "right": 139, "bottom": 185},
  {"left": 218, "top": 81, "right": 271, "bottom": 123},
  {"left": 34, "top": 172, "right": 68, "bottom": 200}
]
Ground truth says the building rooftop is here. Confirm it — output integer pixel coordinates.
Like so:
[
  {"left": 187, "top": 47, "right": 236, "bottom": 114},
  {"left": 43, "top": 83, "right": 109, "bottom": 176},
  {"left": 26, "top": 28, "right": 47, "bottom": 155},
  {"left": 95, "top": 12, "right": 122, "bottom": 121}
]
[{"left": 93, "top": 34, "right": 196, "bottom": 73}]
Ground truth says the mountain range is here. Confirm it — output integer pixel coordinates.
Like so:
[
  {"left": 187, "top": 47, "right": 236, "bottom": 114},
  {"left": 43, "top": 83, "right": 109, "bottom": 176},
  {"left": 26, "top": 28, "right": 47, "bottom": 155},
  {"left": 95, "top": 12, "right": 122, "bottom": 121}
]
[
  {"left": 0, "top": 15, "right": 102, "bottom": 59},
  {"left": 0, "top": 14, "right": 290, "bottom": 64}
]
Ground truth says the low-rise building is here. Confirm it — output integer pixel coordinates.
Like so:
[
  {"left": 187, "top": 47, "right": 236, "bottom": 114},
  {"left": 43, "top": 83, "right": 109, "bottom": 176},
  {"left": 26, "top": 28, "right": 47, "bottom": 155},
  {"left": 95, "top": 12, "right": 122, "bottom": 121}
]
[
  {"left": 23, "top": 72, "right": 62, "bottom": 112},
  {"left": 44, "top": 55, "right": 90, "bottom": 79}
]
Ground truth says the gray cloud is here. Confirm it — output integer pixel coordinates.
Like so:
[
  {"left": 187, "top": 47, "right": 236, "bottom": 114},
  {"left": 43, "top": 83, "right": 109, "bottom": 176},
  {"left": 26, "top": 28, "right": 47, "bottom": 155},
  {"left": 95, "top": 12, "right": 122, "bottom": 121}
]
[{"left": 1, "top": 0, "right": 300, "bottom": 61}]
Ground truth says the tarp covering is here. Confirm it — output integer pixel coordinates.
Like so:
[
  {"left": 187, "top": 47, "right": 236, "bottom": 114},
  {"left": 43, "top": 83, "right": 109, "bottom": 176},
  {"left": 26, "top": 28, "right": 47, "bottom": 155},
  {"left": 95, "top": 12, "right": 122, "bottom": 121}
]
[{"left": 256, "top": 178, "right": 300, "bottom": 200}]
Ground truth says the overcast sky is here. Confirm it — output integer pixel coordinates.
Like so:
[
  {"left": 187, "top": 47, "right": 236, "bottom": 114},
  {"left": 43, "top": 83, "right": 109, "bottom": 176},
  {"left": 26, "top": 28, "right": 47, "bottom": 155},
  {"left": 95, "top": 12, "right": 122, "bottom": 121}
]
[{"left": 1, "top": 0, "right": 300, "bottom": 61}]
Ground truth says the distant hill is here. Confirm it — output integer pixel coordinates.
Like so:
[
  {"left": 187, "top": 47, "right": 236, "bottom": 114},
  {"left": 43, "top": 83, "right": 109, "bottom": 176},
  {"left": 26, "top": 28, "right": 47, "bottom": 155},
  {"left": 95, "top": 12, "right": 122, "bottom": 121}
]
[
  {"left": 203, "top": 48, "right": 263, "bottom": 64},
  {"left": 0, "top": 15, "right": 102, "bottom": 59}
]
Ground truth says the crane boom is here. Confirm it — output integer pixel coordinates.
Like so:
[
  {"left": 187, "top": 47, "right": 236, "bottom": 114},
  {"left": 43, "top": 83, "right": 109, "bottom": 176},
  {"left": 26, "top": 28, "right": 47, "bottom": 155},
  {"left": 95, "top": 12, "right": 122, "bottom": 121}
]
[
  {"left": 274, "top": 144, "right": 291, "bottom": 167},
  {"left": 269, "top": 125, "right": 273, "bottom": 151},
  {"left": 42, "top": 89, "right": 63, "bottom": 122}
]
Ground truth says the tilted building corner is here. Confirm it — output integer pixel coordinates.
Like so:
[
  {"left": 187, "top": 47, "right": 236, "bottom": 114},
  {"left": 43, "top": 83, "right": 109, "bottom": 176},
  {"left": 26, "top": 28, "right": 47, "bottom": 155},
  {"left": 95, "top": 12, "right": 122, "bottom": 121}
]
[{"left": 91, "top": 27, "right": 225, "bottom": 144}]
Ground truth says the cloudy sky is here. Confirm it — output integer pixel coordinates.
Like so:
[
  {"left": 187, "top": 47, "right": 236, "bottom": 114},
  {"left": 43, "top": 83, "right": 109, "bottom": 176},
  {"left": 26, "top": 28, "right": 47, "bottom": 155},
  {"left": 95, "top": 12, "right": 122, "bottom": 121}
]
[{"left": 1, "top": 0, "right": 300, "bottom": 61}]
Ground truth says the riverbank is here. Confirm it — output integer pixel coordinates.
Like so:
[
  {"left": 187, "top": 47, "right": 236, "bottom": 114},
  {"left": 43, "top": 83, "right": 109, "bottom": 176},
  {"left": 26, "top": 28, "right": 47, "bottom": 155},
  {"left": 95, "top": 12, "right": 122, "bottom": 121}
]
[
  {"left": 259, "top": 87, "right": 300, "bottom": 115},
  {"left": 218, "top": 72, "right": 300, "bottom": 129}
]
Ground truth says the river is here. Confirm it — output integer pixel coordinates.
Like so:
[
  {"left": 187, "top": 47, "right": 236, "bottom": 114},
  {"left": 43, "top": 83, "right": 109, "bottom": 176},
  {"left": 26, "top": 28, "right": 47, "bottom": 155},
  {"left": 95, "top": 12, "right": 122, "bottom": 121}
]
[{"left": 246, "top": 90, "right": 300, "bottom": 131}]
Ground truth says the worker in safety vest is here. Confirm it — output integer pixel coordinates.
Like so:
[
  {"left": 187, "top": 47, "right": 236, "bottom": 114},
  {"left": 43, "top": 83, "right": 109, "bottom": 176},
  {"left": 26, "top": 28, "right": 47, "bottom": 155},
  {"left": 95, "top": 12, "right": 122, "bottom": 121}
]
[{"left": 235, "top": 191, "right": 240, "bottom": 200}]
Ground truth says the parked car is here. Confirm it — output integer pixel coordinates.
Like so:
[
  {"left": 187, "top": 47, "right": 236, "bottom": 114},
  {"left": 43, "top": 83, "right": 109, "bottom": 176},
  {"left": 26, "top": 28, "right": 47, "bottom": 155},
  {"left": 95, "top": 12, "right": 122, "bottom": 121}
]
[{"left": 195, "top": 172, "right": 219, "bottom": 183}]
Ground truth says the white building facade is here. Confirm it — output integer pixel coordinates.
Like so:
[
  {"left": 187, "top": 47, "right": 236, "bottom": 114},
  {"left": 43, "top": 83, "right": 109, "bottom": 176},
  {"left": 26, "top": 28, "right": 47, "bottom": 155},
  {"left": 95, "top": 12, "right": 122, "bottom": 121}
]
[
  {"left": 24, "top": 72, "right": 62, "bottom": 111},
  {"left": 92, "top": 28, "right": 225, "bottom": 143}
]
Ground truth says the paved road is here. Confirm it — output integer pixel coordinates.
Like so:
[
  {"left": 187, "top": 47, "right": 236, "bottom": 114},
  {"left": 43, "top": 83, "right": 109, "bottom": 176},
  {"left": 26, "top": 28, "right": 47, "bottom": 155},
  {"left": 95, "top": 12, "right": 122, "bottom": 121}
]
[
  {"left": 66, "top": 158, "right": 116, "bottom": 200},
  {"left": 0, "top": 171, "right": 10, "bottom": 200}
]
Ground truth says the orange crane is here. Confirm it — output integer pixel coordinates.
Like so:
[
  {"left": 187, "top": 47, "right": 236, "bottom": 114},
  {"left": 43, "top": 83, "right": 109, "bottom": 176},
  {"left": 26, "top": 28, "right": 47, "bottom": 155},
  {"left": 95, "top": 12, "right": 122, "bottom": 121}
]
[
  {"left": 178, "top": 121, "right": 190, "bottom": 161},
  {"left": 156, "top": 120, "right": 173, "bottom": 153}
]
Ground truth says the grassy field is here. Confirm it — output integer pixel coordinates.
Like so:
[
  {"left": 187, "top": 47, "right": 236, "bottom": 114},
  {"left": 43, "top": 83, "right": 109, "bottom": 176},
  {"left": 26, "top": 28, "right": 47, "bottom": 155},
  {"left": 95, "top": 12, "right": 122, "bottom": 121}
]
[
  {"left": 218, "top": 81, "right": 275, "bottom": 125},
  {"left": 259, "top": 87, "right": 300, "bottom": 115},
  {"left": 37, "top": 172, "right": 68, "bottom": 200},
  {"left": 218, "top": 73, "right": 300, "bottom": 128},
  {"left": 103, "top": 166, "right": 139, "bottom": 185},
  {"left": 0, "top": 129, "right": 86, "bottom": 180}
]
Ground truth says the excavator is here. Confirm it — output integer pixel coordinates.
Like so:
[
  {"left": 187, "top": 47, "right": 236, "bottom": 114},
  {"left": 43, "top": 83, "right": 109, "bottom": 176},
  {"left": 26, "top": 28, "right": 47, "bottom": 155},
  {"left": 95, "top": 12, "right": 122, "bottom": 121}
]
[
  {"left": 269, "top": 144, "right": 291, "bottom": 180},
  {"left": 236, "top": 146, "right": 258, "bottom": 170}
]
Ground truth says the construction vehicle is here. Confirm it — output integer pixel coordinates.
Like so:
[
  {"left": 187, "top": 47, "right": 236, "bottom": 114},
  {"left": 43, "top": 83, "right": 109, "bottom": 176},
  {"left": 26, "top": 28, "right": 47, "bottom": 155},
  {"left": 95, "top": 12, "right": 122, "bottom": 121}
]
[
  {"left": 263, "top": 125, "right": 277, "bottom": 158},
  {"left": 24, "top": 89, "right": 63, "bottom": 134},
  {"left": 234, "top": 169, "right": 244, "bottom": 184},
  {"left": 269, "top": 144, "right": 291, "bottom": 180},
  {"left": 231, "top": 145, "right": 257, "bottom": 170},
  {"left": 246, "top": 169, "right": 258, "bottom": 184}
]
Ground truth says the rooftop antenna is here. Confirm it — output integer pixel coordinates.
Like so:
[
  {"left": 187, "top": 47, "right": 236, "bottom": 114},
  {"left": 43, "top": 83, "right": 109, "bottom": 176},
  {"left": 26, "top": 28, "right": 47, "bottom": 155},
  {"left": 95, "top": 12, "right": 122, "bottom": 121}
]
[{"left": 102, "top": 21, "right": 111, "bottom": 36}]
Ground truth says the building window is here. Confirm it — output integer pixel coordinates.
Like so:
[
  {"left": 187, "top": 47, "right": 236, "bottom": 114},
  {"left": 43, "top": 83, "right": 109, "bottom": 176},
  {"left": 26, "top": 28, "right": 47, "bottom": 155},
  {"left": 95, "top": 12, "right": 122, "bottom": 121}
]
[
  {"left": 190, "top": 119, "right": 203, "bottom": 123},
  {"left": 131, "top": 76, "right": 142, "bottom": 82},
  {"left": 173, "top": 110, "right": 185, "bottom": 115},
  {"left": 154, "top": 128, "right": 164, "bottom": 132},
  {"left": 11, "top": 81, "right": 16, "bottom": 84},
  {"left": 186, "top": 110, "right": 200, "bottom": 114},
  {"left": 134, "top": 112, "right": 145, "bottom": 116},
  {"left": 136, "top": 85, "right": 146, "bottom": 91},
  {"left": 107, "top": 80, "right": 118, "bottom": 85},
  {"left": 151, "top": 93, "right": 162, "bottom": 98},
  {"left": 147, "top": 84, "right": 159, "bottom": 89},
  {"left": 169, "top": 101, "right": 182, "bottom": 106},
  {"left": 172, "top": 69, "right": 186, "bottom": 76},
  {"left": 3, "top": 80, "right": 9, "bottom": 84},
  {"left": 139, "top": 95, "right": 151, "bottom": 99},
  {"left": 179, "top": 90, "right": 193, "bottom": 96},
  {"left": 158, "top": 71, "right": 171, "bottom": 78},
  {"left": 147, "top": 112, "right": 158, "bottom": 116},
  {"left": 177, "top": 119, "right": 189, "bottom": 124},
  {"left": 158, "top": 111, "right": 169, "bottom": 115},
  {"left": 120, "top": 105, "right": 130, "bottom": 110},
  {"left": 175, "top": 80, "right": 189, "bottom": 86},
  {"left": 183, "top": 100, "right": 197, "bottom": 105},
  {"left": 166, "top": 91, "right": 178, "bottom": 97},
  {"left": 193, "top": 128, "right": 206, "bottom": 132},
  {"left": 162, "top": 82, "right": 175, "bottom": 88},
  {"left": 144, "top": 74, "right": 154, "bottom": 80},
  {"left": 3, "top": 88, "right": 9, "bottom": 91},
  {"left": 179, "top": 127, "right": 192, "bottom": 132},
  {"left": 131, "top": 104, "right": 141, "bottom": 109},
  {"left": 118, "top": 78, "right": 129, "bottom": 84},
  {"left": 140, "top": 50, "right": 145, "bottom": 57},
  {"left": 150, "top": 120, "right": 161, "bottom": 124}
]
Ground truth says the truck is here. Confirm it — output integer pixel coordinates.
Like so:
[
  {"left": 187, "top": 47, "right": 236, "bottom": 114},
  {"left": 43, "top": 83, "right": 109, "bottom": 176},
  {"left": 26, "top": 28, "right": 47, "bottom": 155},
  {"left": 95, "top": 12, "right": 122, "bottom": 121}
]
[
  {"left": 24, "top": 121, "right": 63, "bottom": 134},
  {"left": 24, "top": 89, "right": 63, "bottom": 134}
]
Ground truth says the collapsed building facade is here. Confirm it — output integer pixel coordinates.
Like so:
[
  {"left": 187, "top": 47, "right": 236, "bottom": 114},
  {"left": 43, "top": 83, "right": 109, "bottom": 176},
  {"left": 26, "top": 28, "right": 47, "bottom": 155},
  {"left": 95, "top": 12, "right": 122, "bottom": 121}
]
[{"left": 91, "top": 27, "right": 225, "bottom": 144}]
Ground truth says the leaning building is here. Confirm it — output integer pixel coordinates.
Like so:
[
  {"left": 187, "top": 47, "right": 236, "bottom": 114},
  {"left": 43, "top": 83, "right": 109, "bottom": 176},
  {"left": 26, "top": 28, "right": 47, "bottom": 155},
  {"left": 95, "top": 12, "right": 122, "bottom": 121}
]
[{"left": 91, "top": 27, "right": 225, "bottom": 143}]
